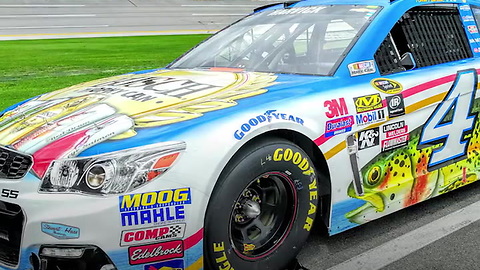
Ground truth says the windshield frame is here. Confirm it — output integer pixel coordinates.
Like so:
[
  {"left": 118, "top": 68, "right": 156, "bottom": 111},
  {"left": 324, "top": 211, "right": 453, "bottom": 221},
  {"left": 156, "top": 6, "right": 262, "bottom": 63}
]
[{"left": 167, "top": 4, "right": 383, "bottom": 77}]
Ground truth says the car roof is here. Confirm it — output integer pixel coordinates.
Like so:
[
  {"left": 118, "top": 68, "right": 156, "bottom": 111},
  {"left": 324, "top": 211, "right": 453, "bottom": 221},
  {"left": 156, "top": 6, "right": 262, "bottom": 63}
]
[{"left": 255, "top": 0, "right": 480, "bottom": 12}]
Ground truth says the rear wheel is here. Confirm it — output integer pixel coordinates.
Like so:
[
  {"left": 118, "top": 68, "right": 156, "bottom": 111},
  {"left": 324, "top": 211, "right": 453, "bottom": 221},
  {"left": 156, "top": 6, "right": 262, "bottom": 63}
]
[{"left": 204, "top": 138, "right": 319, "bottom": 270}]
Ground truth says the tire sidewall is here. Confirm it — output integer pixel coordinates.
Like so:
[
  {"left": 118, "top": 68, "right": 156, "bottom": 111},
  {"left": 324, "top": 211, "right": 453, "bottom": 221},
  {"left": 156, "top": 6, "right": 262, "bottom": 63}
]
[{"left": 204, "top": 139, "right": 319, "bottom": 270}]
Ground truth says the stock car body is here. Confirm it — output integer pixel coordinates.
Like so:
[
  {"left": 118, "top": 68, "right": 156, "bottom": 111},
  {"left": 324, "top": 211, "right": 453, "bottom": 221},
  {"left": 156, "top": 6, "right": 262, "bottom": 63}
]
[{"left": 3, "top": 0, "right": 480, "bottom": 269}]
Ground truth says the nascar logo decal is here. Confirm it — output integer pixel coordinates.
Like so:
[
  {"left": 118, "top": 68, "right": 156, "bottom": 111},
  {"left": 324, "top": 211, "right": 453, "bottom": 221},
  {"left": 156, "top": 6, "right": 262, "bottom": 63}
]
[{"left": 371, "top": 78, "right": 403, "bottom": 94}]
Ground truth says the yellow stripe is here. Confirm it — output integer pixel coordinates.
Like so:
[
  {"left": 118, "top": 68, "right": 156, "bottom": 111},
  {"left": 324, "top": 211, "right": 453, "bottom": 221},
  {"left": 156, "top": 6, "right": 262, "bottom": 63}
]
[
  {"left": 324, "top": 92, "right": 448, "bottom": 160},
  {"left": 186, "top": 256, "right": 204, "bottom": 270}
]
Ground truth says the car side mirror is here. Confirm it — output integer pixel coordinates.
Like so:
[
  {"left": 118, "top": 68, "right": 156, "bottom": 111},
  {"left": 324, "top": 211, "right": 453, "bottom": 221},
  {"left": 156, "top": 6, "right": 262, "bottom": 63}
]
[{"left": 400, "top": 52, "right": 416, "bottom": 70}]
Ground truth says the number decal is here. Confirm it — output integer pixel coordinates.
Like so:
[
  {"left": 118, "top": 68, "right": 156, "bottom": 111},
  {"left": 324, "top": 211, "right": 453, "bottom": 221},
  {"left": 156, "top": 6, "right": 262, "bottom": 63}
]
[{"left": 419, "top": 70, "right": 478, "bottom": 169}]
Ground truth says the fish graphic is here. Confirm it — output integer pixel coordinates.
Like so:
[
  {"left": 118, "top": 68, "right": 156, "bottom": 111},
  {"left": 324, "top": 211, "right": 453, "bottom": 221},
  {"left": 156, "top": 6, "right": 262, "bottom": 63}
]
[{"left": 346, "top": 100, "right": 480, "bottom": 224}]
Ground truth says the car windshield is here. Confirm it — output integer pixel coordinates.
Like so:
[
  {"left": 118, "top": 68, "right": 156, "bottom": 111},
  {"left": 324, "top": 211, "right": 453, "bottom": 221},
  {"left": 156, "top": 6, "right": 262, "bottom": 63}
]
[{"left": 169, "top": 5, "right": 380, "bottom": 75}]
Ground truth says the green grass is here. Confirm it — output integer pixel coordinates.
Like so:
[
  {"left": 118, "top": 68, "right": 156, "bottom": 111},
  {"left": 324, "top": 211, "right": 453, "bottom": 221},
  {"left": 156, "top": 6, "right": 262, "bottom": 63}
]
[{"left": 0, "top": 34, "right": 209, "bottom": 109}]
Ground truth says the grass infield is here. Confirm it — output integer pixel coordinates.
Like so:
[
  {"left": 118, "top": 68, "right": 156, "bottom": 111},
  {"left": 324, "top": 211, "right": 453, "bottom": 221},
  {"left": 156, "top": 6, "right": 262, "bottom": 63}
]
[{"left": 0, "top": 34, "right": 210, "bottom": 109}]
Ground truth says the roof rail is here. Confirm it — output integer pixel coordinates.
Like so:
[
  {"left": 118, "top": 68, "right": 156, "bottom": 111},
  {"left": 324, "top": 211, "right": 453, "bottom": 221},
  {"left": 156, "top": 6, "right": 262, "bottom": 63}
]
[{"left": 253, "top": 1, "right": 301, "bottom": 13}]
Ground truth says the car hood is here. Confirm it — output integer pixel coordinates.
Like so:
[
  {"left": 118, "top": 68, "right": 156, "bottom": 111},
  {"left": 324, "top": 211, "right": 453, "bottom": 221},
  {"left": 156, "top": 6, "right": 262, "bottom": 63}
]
[{"left": 0, "top": 69, "right": 285, "bottom": 178}]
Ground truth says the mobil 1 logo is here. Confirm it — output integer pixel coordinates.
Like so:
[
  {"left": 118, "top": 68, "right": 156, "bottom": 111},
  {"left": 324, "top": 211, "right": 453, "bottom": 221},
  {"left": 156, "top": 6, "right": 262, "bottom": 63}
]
[
  {"left": 386, "top": 94, "right": 405, "bottom": 118},
  {"left": 357, "top": 127, "right": 379, "bottom": 150}
]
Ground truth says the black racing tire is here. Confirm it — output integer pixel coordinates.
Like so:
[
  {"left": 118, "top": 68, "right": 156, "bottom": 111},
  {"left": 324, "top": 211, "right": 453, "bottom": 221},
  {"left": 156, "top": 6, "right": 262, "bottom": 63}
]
[{"left": 204, "top": 137, "right": 319, "bottom": 270}]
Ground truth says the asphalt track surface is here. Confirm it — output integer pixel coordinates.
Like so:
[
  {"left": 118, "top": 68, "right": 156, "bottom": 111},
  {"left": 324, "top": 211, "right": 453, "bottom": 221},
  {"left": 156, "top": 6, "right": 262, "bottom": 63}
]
[
  {"left": 3, "top": 1, "right": 480, "bottom": 270},
  {"left": 0, "top": 0, "right": 278, "bottom": 40}
]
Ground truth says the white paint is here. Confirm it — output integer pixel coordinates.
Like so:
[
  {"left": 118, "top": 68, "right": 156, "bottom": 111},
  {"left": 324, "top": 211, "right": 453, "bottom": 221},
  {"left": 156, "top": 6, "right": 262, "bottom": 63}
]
[
  {"left": 0, "top": 14, "right": 95, "bottom": 18},
  {"left": 0, "top": 25, "right": 109, "bottom": 30},
  {"left": 327, "top": 200, "right": 480, "bottom": 270}
]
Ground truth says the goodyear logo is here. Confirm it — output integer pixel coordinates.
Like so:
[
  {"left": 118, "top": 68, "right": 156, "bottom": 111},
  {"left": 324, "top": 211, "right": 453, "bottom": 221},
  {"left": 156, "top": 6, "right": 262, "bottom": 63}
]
[
  {"left": 119, "top": 188, "right": 191, "bottom": 213},
  {"left": 371, "top": 78, "right": 403, "bottom": 94},
  {"left": 354, "top": 94, "right": 383, "bottom": 113}
]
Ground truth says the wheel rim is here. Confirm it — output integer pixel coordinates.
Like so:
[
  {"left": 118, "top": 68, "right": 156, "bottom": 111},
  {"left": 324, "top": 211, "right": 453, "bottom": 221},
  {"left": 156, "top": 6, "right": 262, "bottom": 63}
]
[{"left": 229, "top": 171, "right": 297, "bottom": 259}]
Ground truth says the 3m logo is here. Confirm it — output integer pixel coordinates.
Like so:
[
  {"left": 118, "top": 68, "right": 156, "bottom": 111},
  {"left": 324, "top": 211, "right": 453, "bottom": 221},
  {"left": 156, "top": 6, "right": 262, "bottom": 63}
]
[
  {"left": 358, "top": 127, "right": 379, "bottom": 150},
  {"left": 354, "top": 94, "right": 383, "bottom": 113},
  {"left": 324, "top": 98, "right": 348, "bottom": 118}
]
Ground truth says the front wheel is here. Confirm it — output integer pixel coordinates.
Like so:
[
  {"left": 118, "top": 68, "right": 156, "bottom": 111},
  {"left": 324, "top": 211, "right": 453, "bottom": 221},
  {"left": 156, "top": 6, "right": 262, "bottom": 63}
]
[{"left": 204, "top": 138, "right": 319, "bottom": 270}]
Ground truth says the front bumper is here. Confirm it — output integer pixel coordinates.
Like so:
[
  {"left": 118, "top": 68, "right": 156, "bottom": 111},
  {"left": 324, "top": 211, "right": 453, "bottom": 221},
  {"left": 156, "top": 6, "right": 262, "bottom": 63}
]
[{"left": 0, "top": 173, "right": 205, "bottom": 270}]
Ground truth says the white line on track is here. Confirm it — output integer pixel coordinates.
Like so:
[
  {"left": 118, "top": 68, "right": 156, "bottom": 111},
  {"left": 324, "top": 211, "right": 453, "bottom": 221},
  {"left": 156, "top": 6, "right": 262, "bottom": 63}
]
[
  {"left": 191, "top": 13, "right": 248, "bottom": 16},
  {"left": 0, "top": 14, "right": 95, "bottom": 18},
  {"left": 0, "top": 5, "right": 86, "bottom": 7},
  {"left": 0, "top": 25, "right": 109, "bottom": 30},
  {"left": 182, "top": 4, "right": 259, "bottom": 7},
  {"left": 327, "top": 200, "right": 480, "bottom": 270}
]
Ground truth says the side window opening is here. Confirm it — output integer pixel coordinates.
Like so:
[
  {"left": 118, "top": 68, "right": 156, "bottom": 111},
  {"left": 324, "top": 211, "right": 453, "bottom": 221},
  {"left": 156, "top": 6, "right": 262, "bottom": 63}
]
[{"left": 375, "top": 5, "right": 472, "bottom": 75}]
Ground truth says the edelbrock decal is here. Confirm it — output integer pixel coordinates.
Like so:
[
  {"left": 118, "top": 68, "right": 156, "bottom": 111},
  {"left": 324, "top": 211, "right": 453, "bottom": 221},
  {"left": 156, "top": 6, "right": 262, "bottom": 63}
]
[{"left": 128, "top": 240, "right": 184, "bottom": 265}]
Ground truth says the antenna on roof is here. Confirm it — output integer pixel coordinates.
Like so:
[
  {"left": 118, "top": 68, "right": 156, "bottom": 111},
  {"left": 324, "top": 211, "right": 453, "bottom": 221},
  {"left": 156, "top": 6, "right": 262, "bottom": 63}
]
[{"left": 254, "top": 1, "right": 301, "bottom": 13}]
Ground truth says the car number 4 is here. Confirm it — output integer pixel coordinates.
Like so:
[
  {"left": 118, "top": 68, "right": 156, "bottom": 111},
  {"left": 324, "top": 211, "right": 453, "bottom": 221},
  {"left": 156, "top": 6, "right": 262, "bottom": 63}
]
[{"left": 419, "top": 69, "right": 478, "bottom": 169}]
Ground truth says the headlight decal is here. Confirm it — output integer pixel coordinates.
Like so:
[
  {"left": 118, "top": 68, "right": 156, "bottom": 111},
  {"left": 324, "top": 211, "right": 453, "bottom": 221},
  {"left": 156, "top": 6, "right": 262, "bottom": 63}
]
[{"left": 39, "top": 141, "right": 186, "bottom": 195}]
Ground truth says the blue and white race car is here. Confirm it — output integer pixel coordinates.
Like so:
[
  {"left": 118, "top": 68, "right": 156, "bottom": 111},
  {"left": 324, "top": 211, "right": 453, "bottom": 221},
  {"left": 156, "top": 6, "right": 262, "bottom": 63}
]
[{"left": 2, "top": 0, "right": 480, "bottom": 269}]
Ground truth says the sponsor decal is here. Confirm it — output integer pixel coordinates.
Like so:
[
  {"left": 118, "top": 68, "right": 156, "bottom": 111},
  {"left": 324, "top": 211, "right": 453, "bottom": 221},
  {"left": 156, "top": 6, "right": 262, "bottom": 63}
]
[
  {"left": 355, "top": 109, "right": 386, "bottom": 126},
  {"left": 460, "top": 4, "right": 470, "bottom": 11},
  {"left": 129, "top": 240, "right": 183, "bottom": 265},
  {"left": 469, "top": 38, "right": 480, "bottom": 44},
  {"left": 475, "top": 48, "right": 480, "bottom": 53},
  {"left": 212, "top": 242, "right": 235, "bottom": 270},
  {"left": 41, "top": 222, "right": 80, "bottom": 240},
  {"left": 325, "top": 116, "right": 354, "bottom": 137},
  {"left": 272, "top": 148, "right": 315, "bottom": 176},
  {"left": 121, "top": 224, "right": 186, "bottom": 246},
  {"left": 462, "top": 15, "right": 475, "bottom": 22},
  {"left": 354, "top": 94, "right": 383, "bottom": 113},
  {"left": 243, "top": 244, "right": 256, "bottom": 253},
  {"left": 386, "top": 94, "right": 405, "bottom": 118},
  {"left": 234, "top": 110, "right": 304, "bottom": 140},
  {"left": 357, "top": 127, "right": 380, "bottom": 150},
  {"left": 324, "top": 98, "right": 348, "bottom": 118},
  {"left": 469, "top": 25, "right": 479, "bottom": 34},
  {"left": 272, "top": 147, "right": 317, "bottom": 231},
  {"left": 268, "top": 6, "right": 325, "bottom": 16},
  {"left": 144, "top": 259, "right": 184, "bottom": 270},
  {"left": 1, "top": 189, "right": 18, "bottom": 199},
  {"left": 119, "top": 188, "right": 191, "bottom": 227},
  {"left": 383, "top": 121, "right": 408, "bottom": 138},
  {"left": 348, "top": 60, "right": 376, "bottom": 77},
  {"left": 371, "top": 78, "right": 403, "bottom": 94},
  {"left": 381, "top": 134, "right": 409, "bottom": 152}
]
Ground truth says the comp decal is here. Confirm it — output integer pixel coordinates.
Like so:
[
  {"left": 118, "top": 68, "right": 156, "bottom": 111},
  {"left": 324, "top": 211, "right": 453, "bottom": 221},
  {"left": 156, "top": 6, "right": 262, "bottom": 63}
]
[
  {"left": 119, "top": 188, "right": 191, "bottom": 227},
  {"left": 234, "top": 110, "right": 304, "bottom": 140},
  {"left": 121, "top": 224, "right": 186, "bottom": 246},
  {"left": 128, "top": 240, "right": 184, "bottom": 265}
]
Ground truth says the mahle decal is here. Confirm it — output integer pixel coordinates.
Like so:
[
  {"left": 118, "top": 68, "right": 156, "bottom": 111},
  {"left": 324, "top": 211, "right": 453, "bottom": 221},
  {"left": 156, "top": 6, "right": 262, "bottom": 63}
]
[{"left": 371, "top": 78, "right": 403, "bottom": 94}]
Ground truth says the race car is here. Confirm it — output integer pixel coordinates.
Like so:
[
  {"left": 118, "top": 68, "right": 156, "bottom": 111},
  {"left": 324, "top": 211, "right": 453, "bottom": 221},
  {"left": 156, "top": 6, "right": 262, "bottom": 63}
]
[{"left": 1, "top": 0, "right": 480, "bottom": 269}]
